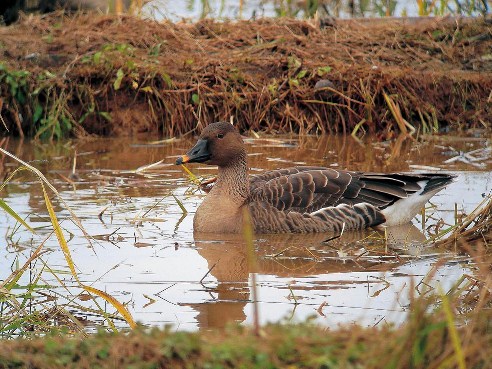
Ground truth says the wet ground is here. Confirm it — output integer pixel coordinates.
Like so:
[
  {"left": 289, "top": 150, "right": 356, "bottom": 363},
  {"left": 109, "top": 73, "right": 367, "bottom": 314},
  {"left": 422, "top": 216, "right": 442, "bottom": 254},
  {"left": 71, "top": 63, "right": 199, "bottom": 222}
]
[{"left": 0, "top": 133, "right": 491, "bottom": 331}]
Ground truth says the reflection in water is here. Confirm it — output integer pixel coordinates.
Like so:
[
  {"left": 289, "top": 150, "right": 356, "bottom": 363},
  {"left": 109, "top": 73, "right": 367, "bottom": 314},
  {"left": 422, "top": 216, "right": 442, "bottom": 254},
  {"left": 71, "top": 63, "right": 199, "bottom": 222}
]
[
  {"left": 186, "top": 234, "right": 250, "bottom": 328},
  {"left": 189, "top": 224, "right": 433, "bottom": 328},
  {"left": 0, "top": 135, "right": 490, "bottom": 330}
]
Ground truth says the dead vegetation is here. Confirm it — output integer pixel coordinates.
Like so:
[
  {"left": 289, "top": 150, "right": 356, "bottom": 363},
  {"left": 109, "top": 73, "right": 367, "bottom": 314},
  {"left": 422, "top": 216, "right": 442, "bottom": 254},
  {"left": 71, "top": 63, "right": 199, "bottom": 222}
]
[
  {"left": 0, "top": 13, "right": 491, "bottom": 138},
  {"left": 435, "top": 193, "right": 492, "bottom": 250}
]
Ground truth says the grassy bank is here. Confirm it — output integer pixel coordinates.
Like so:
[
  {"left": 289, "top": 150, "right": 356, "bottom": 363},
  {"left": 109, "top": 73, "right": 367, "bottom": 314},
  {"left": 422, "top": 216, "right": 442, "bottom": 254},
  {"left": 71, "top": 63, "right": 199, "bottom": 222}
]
[
  {"left": 0, "top": 280, "right": 491, "bottom": 369},
  {"left": 0, "top": 14, "right": 490, "bottom": 139}
]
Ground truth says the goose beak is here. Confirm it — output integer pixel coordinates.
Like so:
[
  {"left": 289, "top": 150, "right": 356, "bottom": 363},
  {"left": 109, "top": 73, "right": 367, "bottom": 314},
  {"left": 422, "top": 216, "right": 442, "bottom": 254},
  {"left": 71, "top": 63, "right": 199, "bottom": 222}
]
[
  {"left": 175, "top": 139, "right": 211, "bottom": 165},
  {"left": 175, "top": 155, "right": 190, "bottom": 165}
]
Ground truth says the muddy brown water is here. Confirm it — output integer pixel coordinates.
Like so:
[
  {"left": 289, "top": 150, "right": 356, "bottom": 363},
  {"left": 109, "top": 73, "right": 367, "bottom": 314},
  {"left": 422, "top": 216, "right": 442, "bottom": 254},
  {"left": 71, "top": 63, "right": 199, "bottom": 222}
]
[{"left": 0, "top": 134, "right": 491, "bottom": 331}]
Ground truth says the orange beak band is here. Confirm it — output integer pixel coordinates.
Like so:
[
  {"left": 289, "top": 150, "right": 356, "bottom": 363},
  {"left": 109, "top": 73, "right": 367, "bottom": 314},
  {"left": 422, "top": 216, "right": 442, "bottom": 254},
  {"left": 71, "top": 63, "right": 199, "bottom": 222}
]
[
  {"left": 175, "top": 139, "right": 211, "bottom": 165},
  {"left": 176, "top": 155, "right": 190, "bottom": 165}
]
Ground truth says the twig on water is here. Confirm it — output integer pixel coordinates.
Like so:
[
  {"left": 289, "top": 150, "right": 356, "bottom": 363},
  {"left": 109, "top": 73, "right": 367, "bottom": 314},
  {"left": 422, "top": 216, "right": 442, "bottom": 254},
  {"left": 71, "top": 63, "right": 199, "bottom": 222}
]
[{"left": 199, "top": 262, "right": 218, "bottom": 284}]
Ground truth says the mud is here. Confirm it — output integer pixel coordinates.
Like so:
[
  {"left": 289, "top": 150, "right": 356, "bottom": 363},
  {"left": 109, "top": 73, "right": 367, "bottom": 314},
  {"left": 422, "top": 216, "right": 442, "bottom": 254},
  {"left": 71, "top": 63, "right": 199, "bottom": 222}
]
[{"left": 0, "top": 14, "right": 491, "bottom": 138}]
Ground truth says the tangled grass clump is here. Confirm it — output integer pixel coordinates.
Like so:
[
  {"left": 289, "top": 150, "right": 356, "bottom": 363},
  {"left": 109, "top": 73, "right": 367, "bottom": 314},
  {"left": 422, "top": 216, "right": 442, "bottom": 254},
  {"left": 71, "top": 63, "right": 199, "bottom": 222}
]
[{"left": 0, "top": 14, "right": 490, "bottom": 139}]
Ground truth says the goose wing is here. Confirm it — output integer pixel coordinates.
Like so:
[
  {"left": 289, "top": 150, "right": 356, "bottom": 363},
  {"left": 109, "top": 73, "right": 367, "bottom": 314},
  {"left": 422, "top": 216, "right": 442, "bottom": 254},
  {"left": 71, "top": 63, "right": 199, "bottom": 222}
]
[
  {"left": 249, "top": 167, "right": 441, "bottom": 213},
  {"left": 250, "top": 167, "right": 359, "bottom": 213}
]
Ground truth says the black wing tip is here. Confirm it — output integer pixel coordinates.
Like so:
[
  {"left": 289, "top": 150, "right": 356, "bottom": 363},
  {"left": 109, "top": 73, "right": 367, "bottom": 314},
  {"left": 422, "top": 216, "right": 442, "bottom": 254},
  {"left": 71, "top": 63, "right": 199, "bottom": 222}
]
[{"left": 421, "top": 173, "right": 457, "bottom": 195}]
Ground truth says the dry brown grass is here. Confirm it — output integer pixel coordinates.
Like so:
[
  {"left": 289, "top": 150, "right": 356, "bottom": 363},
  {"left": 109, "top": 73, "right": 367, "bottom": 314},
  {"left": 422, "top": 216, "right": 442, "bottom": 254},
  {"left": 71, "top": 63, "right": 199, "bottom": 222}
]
[
  {"left": 435, "top": 194, "right": 492, "bottom": 252},
  {"left": 0, "top": 13, "right": 490, "bottom": 138}
]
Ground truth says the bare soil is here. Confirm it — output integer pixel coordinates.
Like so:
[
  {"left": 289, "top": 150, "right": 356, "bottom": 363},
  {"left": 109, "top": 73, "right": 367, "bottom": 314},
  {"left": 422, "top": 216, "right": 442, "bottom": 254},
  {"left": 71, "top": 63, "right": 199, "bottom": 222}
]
[{"left": 0, "top": 13, "right": 491, "bottom": 138}]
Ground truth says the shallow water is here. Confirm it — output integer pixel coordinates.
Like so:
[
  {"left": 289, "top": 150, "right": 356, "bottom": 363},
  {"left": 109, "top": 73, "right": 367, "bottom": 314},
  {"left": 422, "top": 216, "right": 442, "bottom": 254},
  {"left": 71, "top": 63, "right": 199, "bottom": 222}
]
[
  {"left": 145, "top": 0, "right": 447, "bottom": 21},
  {"left": 0, "top": 134, "right": 491, "bottom": 331}
]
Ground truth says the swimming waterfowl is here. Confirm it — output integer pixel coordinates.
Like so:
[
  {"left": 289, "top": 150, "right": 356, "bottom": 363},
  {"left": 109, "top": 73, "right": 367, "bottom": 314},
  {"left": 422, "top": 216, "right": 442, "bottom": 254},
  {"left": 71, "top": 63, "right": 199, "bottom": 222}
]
[{"left": 176, "top": 122, "right": 455, "bottom": 234}]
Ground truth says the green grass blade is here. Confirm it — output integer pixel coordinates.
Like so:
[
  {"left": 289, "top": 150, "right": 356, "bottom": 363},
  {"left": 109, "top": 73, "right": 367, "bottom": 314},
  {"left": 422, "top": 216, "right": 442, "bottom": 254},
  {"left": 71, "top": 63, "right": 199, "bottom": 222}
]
[
  {"left": 41, "top": 181, "right": 136, "bottom": 329},
  {"left": 0, "top": 147, "right": 92, "bottom": 242},
  {"left": 1, "top": 238, "right": 46, "bottom": 291},
  {"left": 180, "top": 164, "right": 200, "bottom": 185},
  {"left": 41, "top": 182, "right": 79, "bottom": 282},
  {"left": 172, "top": 195, "right": 187, "bottom": 214},
  {"left": 441, "top": 291, "right": 466, "bottom": 369},
  {"left": 83, "top": 285, "right": 136, "bottom": 329},
  {"left": 0, "top": 199, "right": 35, "bottom": 234}
]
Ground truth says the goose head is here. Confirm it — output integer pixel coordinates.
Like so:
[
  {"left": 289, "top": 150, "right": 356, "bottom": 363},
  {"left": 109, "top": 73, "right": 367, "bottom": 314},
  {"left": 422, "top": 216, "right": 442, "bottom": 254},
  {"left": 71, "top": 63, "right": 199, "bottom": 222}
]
[{"left": 176, "top": 122, "right": 246, "bottom": 167}]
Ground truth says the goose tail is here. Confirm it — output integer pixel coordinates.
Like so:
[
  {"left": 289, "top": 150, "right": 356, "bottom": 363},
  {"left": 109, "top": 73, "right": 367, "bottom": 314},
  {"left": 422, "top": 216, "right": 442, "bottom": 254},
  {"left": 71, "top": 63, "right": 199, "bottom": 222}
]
[{"left": 381, "top": 174, "right": 457, "bottom": 226}]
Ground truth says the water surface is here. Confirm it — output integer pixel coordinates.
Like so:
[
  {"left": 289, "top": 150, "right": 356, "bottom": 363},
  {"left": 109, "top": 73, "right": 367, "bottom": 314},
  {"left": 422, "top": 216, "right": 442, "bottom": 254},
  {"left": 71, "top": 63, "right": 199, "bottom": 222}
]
[{"left": 0, "top": 134, "right": 490, "bottom": 331}]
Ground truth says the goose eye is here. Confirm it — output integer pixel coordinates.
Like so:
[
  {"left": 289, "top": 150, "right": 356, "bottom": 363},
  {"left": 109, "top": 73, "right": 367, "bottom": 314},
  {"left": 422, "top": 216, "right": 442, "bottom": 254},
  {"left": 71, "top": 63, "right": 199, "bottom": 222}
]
[{"left": 217, "top": 133, "right": 224, "bottom": 139}]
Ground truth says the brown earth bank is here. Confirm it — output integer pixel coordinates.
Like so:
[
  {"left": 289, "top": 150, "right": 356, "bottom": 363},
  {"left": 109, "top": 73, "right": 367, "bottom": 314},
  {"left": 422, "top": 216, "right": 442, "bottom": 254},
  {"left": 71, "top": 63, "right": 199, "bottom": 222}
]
[{"left": 0, "top": 13, "right": 491, "bottom": 139}]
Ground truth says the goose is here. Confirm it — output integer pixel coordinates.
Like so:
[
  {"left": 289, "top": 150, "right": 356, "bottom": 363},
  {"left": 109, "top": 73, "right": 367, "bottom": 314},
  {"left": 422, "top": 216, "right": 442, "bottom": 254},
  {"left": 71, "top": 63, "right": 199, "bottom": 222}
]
[{"left": 176, "top": 122, "right": 455, "bottom": 234}]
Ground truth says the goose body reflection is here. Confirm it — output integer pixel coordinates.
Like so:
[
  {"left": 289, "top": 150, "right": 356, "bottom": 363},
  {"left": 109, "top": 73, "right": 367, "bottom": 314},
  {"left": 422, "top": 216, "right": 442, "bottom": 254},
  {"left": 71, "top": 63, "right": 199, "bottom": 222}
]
[
  {"left": 188, "top": 224, "right": 433, "bottom": 328},
  {"left": 176, "top": 122, "right": 455, "bottom": 234}
]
